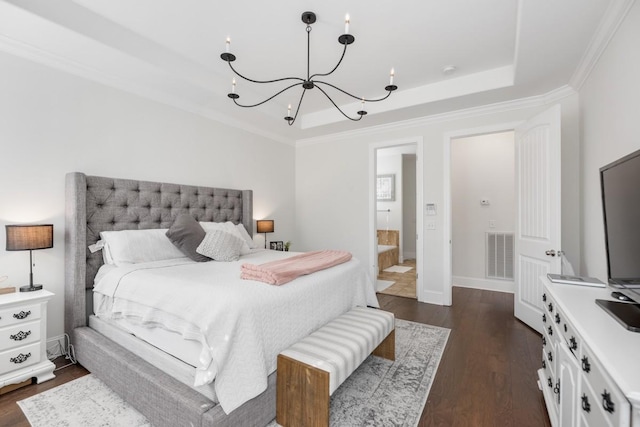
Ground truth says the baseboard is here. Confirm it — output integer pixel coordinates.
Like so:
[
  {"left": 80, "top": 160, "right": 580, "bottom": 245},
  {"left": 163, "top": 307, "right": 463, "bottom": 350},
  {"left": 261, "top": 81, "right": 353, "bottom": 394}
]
[
  {"left": 420, "top": 290, "right": 445, "bottom": 305},
  {"left": 453, "top": 276, "right": 514, "bottom": 294}
]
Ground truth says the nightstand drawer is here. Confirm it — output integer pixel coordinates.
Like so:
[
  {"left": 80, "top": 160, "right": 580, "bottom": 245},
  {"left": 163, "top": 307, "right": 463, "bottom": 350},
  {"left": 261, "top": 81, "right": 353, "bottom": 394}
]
[
  {"left": 0, "top": 342, "right": 41, "bottom": 375},
  {"left": 0, "top": 320, "right": 41, "bottom": 350},
  {"left": 0, "top": 304, "right": 41, "bottom": 327}
]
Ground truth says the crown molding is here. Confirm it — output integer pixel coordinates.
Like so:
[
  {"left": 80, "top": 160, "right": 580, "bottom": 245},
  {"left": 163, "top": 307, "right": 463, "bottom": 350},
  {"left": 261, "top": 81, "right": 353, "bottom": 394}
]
[
  {"left": 569, "top": 0, "right": 636, "bottom": 90},
  {"left": 0, "top": 34, "right": 294, "bottom": 146},
  {"left": 296, "top": 85, "right": 577, "bottom": 147}
]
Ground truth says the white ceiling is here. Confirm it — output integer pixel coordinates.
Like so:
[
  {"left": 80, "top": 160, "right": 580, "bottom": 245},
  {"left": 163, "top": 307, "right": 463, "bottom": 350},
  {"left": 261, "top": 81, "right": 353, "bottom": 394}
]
[{"left": 0, "top": 0, "right": 622, "bottom": 144}]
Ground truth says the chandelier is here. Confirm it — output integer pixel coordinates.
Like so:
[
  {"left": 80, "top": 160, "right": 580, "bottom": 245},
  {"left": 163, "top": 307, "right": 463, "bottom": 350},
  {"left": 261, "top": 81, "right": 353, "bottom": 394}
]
[{"left": 220, "top": 11, "right": 398, "bottom": 126}]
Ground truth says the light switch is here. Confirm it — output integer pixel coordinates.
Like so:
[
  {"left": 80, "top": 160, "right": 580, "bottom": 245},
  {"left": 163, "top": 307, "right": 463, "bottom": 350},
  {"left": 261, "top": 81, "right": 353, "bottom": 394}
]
[{"left": 427, "top": 221, "right": 436, "bottom": 230}]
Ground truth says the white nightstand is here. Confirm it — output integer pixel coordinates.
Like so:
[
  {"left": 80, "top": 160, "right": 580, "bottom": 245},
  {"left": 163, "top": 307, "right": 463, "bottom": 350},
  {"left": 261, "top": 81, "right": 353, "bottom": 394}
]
[{"left": 0, "top": 290, "right": 55, "bottom": 390}]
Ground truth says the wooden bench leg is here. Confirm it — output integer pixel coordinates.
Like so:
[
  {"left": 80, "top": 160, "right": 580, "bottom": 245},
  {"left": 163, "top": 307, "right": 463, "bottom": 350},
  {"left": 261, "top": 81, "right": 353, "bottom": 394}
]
[
  {"left": 372, "top": 328, "right": 395, "bottom": 361},
  {"left": 276, "top": 354, "right": 330, "bottom": 427}
]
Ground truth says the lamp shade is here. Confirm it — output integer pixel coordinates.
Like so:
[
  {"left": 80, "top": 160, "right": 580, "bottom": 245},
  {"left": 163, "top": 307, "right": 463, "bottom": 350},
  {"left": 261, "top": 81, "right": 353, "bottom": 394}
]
[
  {"left": 256, "top": 220, "right": 274, "bottom": 234},
  {"left": 6, "top": 224, "right": 54, "bottom": 251}
]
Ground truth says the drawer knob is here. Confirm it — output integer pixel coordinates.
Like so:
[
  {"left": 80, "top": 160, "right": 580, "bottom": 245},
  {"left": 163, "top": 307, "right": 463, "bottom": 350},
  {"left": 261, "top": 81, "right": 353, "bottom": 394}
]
[
  {"left": 569, "top": 337, "right": 578, "bottom": 351},
  {"left": 547, "top": 326, "right": 553, "bottom": 336},
  {"left": 542, "top": 359, "right": 546, "bottom": 369},
  {"left": 542, "top": 314, "right": 547, "bottom": 323},
  {"left": 602, "top": 390, "right": 615, "bottom": 413},
  {"left": 548, "top": 351, "right": 553, "bottom": 362},
  {"left": 581, "top": 394, "right": 591, "bottom": 413},
  {"left": 10, "top": 330, "right": 31, "bottom": 341},
  {"left": 548, "top": 377, "right": 553, "bottom": 388},
  {"left": 542, "top": 293, "right": 547, "bottom": 302},
  {"left": 548, "top": 302, "right": 554, "bottom": 313},
  {"left": 542, "top": 336, "right": 546, "bottom": 346},
  {"left": 10, "top": 352, "right": 31, "bottom": 364},
  {"left": 581, "top": 356, "right": 591, "bottom": 373},
  {"left": 555, "top": 313, "right": 560, "bottom": 324},
  {"left": 13, "top": 310, "right": 32, "bottom": 320},
  {"left": 553, "top": 380, "right": 560, "bottom": 395}
]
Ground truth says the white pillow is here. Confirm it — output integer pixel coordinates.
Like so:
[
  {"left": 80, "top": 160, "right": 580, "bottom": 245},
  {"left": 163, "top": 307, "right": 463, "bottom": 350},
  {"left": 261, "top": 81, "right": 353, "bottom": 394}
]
[
  {"left": 235, "top": 223, "right": 259, "bottom": 249},
  {"left": 200, "top": 221, "right": 252, "bottom": 255},
  {"left": 99, "top": 229, "right": 187, "bottom": 266},
  {"left": 196, "top": 230, "right": 244, "bottom": 262}
]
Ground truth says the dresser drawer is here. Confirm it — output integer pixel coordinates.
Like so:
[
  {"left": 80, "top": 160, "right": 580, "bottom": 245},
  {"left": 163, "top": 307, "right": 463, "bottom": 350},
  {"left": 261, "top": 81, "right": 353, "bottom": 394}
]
[
  {"left": 0, "top": 320, "right": 41, "bottom": 351},
  {"left": 580, "top": 344, "right": 630, "bottom": 427},
  {"left": 557, "top": 308, "right": 581, "bottom": 359},
  {"left": 0, "top": 342, "right": 41, "bottom": 375},
  {"left": 0, "top": 304, "right": 41, "bottom": 327}
]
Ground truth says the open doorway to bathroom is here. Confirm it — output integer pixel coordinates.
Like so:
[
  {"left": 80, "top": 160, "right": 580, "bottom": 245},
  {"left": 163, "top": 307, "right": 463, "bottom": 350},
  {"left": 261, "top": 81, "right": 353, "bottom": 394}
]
[{"left": 374, "top": 144, "right": 418, "bottom": 299}]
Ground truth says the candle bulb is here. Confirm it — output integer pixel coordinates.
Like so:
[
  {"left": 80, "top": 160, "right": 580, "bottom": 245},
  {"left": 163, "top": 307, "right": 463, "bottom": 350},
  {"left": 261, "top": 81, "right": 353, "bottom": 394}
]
[
  {"left": 287, "top": 104, "right": 291, "bottom": 117},
  {"left": 226, "top": 37, "right": 231, "bottom": 53},
  {"left": 344, "top": 14, "right": 350, "bottom": 34},
  {"left": 232, "top": 78, "right": 236, "bottom": 93},
  {"left": 361, "top": 98, "right": 365, "bottom": 110},
  {"left": 390, "top": 68, "right": 395, "bottom": 85}
]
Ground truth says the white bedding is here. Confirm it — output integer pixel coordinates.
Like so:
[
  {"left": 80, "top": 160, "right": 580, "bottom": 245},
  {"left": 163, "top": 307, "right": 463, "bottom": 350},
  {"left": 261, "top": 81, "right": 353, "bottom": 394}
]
[{"left": 93, "top": 250, "right": 378, "bottom": 414}]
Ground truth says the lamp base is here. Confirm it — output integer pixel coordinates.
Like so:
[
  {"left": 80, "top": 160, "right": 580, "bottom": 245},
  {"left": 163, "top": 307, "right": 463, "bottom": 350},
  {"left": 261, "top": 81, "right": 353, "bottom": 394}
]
[{"left": 20, "top": 284, "right": 43, "bottom": 292}]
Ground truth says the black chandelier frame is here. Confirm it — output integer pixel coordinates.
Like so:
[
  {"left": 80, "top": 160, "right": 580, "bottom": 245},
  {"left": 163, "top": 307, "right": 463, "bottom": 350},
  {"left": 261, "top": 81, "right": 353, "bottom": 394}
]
[{"left": 220, "top": 11, "right": 397, "bottom": 126}]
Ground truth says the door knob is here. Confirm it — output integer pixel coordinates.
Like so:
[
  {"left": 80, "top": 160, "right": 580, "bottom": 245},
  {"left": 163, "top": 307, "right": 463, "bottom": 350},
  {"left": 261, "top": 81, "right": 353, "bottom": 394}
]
[{"left": 545, "top": 249, "right": 556, "bottom": 257}]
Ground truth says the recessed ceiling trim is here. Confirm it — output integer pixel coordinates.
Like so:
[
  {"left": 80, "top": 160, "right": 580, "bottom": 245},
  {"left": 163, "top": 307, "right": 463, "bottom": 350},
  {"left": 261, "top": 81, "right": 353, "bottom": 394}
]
[
  {"left": 569, "top": 0, "right": 635, "bottom": 90},
  {"left": 299, "top": 65, "right": 515, "bottom": 129},
  {"left": 296, "top": 85, "right": 576, "bottom": 146}
]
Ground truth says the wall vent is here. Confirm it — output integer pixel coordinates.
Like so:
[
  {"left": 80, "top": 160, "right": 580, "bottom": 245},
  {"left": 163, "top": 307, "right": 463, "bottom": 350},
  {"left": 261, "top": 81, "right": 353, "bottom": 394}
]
[{"left": 486, "top": 232, "right": 514, "bottom": 280}]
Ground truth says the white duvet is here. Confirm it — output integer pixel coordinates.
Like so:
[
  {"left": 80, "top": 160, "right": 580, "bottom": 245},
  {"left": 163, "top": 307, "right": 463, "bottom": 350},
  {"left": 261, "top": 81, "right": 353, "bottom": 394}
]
[{"left": 93, "top": 250, "right": 378, "bottom": 414}]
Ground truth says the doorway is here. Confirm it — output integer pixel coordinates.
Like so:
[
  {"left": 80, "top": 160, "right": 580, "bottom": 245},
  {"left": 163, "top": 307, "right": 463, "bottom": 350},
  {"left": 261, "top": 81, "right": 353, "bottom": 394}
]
[
  {"left": 450, "top": 131, "right": 516, "bottom": 294},
  {"left": 369, "top": 139, "right": 423, "bottom": 301}
]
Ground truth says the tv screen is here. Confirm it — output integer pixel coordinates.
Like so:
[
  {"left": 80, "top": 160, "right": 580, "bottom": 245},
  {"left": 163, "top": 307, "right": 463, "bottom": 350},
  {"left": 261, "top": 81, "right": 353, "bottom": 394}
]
[{"left": 600, "top": 148, "right": 640, "bottom": 304}]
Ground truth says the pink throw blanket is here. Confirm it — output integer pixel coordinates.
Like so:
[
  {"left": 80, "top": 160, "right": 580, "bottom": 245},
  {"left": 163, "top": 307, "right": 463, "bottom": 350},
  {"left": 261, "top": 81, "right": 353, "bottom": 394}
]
[{"left": 241, "top": 250, "right": 352, "bottom": 285}]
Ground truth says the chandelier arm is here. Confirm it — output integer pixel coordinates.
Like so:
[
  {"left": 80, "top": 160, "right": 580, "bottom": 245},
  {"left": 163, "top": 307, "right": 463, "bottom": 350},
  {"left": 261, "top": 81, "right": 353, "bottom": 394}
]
[
  {"left": 315, "top": 85, "right": 363, "bottom": 122},
  {"left": 309, "top": 43, "right": 348, "bottom": 80},
  {"left": 314, "top": 80, "right": 393, "bottom": 102},
  {"left": 232, "top": 82, "right": 305, "bottom": 108},
  {"left": 227, "top": 61, "right": 305, "bottom": 84},
  {"left": 287, "top": 88, "right": 307, "bottom": 126}
]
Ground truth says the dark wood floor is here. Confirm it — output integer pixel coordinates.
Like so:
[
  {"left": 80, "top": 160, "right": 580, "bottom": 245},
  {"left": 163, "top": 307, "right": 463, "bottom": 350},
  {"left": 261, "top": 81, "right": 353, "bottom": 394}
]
[
  {"left": 378, "top": 287, "right": 551, "bottom": 427},
  {"left": 1, "top": 287, "right": 550, "bottom": 427}
]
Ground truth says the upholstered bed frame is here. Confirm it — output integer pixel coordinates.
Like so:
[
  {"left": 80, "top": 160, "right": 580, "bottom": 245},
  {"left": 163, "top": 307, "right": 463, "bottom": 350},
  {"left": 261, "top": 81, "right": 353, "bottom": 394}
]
[{"left": 64, "top": 172, "right": 274, "bottom": 427}]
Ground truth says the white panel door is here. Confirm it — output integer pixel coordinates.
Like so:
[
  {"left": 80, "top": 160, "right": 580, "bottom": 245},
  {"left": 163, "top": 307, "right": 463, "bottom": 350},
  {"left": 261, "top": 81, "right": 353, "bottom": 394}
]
[{"left": 515, "top": 105, "right": 562, "bottom": 333}]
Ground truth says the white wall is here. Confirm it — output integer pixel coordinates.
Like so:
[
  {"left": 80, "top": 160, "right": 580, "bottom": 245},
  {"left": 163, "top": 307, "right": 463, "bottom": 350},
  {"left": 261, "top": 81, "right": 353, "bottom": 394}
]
[
  {"left": 376, "top": 153, "right": 403, "bottom": 235},
  {"left": 451, "top": 132, "right": 515, "bottom": 291},
  {"left": 296, "top": 95, "right": 580, "bottom": 305},
  {"left": 0, "top": 52, "right": 296, "bottom": 340},
  {"left": 580, "top": 2, "right": 640, "bottom": 279},
  {"left": 402, "top": 154, "right": 417, "bottom": 259}
]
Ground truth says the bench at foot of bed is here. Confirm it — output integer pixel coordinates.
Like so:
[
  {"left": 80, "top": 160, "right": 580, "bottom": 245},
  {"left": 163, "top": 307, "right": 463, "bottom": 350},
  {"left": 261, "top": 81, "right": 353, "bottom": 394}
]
[{"left": 276, "top": 306, "right": 395, "bottom": 427}]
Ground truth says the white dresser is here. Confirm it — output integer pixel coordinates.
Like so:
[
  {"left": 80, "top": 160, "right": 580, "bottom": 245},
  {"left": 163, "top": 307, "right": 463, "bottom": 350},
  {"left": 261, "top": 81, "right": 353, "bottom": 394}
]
[
  {"left": 539, "top": 277, "right": 640, "bottom": 426},
  {"left": 0, "top": 290, "right": 55, "bottom": 389}
]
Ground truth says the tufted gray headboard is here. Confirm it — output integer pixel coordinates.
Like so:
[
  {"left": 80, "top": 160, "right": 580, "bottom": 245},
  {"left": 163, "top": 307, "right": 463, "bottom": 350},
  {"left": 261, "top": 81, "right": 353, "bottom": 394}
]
[{"left": 64, "top": 172, "right": 253, "bottom": 334}]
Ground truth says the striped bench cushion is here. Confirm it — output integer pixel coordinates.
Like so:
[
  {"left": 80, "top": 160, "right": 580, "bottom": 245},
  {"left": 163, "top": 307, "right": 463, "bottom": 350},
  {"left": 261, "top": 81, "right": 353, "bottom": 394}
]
[{"left": 279, "top": 306, "right": 394, "bottom": 394}]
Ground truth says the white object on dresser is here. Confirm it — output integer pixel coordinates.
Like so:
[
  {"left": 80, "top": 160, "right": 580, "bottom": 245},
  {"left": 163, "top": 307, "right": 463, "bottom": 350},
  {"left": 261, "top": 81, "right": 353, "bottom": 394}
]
[
  {"left": 0, "top": 290, "right": 55, "bottom": 389},
  {"left": 539, "top": 277, "right": 640, "bottom": 426}
]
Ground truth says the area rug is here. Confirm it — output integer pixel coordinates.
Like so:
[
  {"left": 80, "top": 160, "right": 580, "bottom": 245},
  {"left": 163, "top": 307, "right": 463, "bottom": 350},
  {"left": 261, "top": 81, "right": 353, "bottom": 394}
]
[
  {"left": 17, "top": 375, "right": 150, "bottom": 427},
  {"left": 376, "top": 279, "right": 396, "bottom": 292},
  {"left": 383, "top": 265, "right": 413, "bottom": 274},
  {"left": 19, "top": 320, "right": 449, "bottom": 427}
]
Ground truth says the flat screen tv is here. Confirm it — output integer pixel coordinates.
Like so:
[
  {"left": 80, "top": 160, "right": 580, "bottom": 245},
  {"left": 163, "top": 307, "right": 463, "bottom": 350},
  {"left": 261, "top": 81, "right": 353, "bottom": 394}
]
[{"left": 598, "top": 148, "right": 640, "bottom": 331}]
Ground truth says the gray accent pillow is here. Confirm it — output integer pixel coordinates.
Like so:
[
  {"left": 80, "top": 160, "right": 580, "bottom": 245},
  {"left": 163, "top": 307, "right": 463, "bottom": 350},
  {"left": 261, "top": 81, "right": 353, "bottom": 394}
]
[
  {"left": 166, "top": 214, "right": 211, "bottom": 262},
  {"left": 196, "top": 230, "right": 244, "bottom": 262}
]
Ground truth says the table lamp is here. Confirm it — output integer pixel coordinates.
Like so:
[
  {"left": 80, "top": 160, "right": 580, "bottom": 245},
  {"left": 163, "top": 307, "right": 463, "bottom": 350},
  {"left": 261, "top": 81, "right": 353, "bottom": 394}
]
[
  {"left": 256, "top": 220, "right": 274, "bottom": 249},
  {"left": 5, "top": 224, "right": 53, "bottom": 292}
]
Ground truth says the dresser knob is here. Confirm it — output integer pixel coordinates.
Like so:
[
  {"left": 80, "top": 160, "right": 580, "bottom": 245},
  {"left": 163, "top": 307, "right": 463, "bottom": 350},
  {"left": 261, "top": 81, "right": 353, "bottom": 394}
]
[
  {"left": 602, "top": 390, "right": 615, "bottom": 413},
  {"left": 13, "top": 310, "right": 31, "bottom": 320},
  {"left": 581, "top": 394, "right": 591, "bottom": 413},
  {"left": 555, "top": 313, "right": 560, "bottom": 324},
  {"left": 10, "top": 352, "right": 31, "bottom": 364},
  {"left": 548, "top": 351, "right": 553, "bottom": 362},
  {"left": 542, "top": 314, "right": 547, "bottom": 323},
  {"left": 569, "top": 337, "right": 578, "bottom": 351},
  {"left": 548, "top": 302, "right": 553, "bottom": 313},
  {"left": 10, "top": 330, "right": 31, "bottom": 341},
  {"left": 548, "top": 377, "right": 553, "bottom": 388},
  {"left": 581, "top": 356, "right": 591, "bottom": 373},
  {"left": 548, "top": 326, "right": 553, "bottom": 336},
  {"left": 542, "top": 293, "right": 547, "bottom": 302},
  {"left": 542, "top": 359, "right": 546, "bottom": 369},
  {"left": 542, "top": 336, "right": 546, "bottom": 346}
]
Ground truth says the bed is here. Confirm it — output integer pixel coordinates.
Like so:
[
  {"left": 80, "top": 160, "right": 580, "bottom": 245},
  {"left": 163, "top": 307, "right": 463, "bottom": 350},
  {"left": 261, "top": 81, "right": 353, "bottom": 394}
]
[
  {"left": 64, "top": 172, "right": 377, "bottom": 427},
  {"left": 377, "top": 229, "right": 399, "bottom": 273}
]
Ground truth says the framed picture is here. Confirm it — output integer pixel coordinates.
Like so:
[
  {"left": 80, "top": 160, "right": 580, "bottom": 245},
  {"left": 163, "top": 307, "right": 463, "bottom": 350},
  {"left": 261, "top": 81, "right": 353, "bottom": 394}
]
[
  {"left": 269, "top": 242, "right": 278, "bottom": 250},
  {"left": 276, "top": 241, "right": 284, "bottom": 251},
  {"left": 377, "top": 174, "right": 395, "bottom": 201}
]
